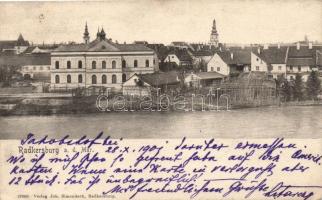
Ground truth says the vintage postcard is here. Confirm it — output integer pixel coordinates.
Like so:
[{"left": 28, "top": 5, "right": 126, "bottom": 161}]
[{"left": 0, "top": 0, "right": 322, "bottom": 199}]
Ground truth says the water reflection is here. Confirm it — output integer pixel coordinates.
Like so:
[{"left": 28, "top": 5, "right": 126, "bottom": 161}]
[{"left": 0, "top": 106, "right": 322, "bottom": 139}]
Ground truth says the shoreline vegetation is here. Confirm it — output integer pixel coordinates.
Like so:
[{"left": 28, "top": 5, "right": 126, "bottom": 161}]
[
  {"left": 0, "top": 70, "right": 321, "bottom": 116},
  {"left": 0, "top": 95, "right": 321, "bottom": 116}
]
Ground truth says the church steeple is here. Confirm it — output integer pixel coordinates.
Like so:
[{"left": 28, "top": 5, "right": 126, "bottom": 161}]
[
  {"left": 96, "top": 27, "right": 101, "bottom": 38},
  {"left": 209, "top": 19, "right": 219, "bottom": 47},
  {"left": 100, "top": 28, "right": 106, "bottom": 40},
  {"left": 83, "top": 22, "right": 90, "bottom": 44}
]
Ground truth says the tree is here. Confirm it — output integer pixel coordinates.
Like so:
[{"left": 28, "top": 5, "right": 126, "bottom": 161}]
[
  {"left": 0, "top": 65, "right": 17, "bottom": 87},
  {"left": 194, "top": 59, "right": 207, "bottom": 72},
  {"left": 275, "top": 75, "right": 284, "bottom": 96},
  {"left": 293, "top": 74, "right": 304, "bottom": 101},
  {"left": 280, "top": 79, "right": 293, "bottom": 102},
  {"left": 306, "top": 70, "right": 321, "bottom": 100}
]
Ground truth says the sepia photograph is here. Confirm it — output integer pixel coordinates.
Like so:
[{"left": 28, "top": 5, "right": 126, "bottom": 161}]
[{"left": 0, "top": 0, "right": 322, "bottom": 199}]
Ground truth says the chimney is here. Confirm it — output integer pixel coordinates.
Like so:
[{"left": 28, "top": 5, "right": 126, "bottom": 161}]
[
  {"left": 296, "top": 42, "right": 300, "bottom": 50},
  {"left": 230, "top": 52, "right": 234, "bottom": 60},
  {"left": 264, "top": 44, "right": 268, "bottom": 50},
  {"left": 219, "top": 46, "right": 222, "bottom": 52},
  {"left": 277, "top": 43, "right": 280, "bottom": 49},
  {"left": 257, "top": 47, "right": 261, "bottom": 54},
  {"left": 309, "top": 42, "right": 313, "bottom": 49}
]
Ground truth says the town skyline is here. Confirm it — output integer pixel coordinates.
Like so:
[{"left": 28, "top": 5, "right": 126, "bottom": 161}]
[{"left": 0, "top": 0, "right": 322, "bottom": 45}]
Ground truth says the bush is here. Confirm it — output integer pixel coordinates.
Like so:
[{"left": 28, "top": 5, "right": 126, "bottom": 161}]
[{"left": 306, "top": 71, "right": 321, "bottom": 100}]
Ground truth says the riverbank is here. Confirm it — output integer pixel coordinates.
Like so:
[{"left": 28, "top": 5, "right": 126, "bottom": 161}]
[{"left": 0, "top": 95, "right": 322, "bottom": 116}]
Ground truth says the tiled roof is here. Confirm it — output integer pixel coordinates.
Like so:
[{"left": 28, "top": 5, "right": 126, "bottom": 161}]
[
  {"left": 168, "top": 49, "right": 192, "bottom": 62},
  {"left": 261, "top": 46, "right": 288, "bottom": 64},
  {"left": 54, "top": 38, "right": 153, "bottom": 52},
  {"left": 0, "top": 35, "right": 29, "bottom": 50},
  {"left": 0, "top": 41, "right": 17, "bottom": 50},
  {"left": 0, "top": 54, "right": 50, "bottom": 66},
  {"left": 24, "top": 46, "right": 37, "bottom": 53},
  {"left": 194, "top": 72, "right": 225, "bottom": 79},
  {"left": 287, "top": 58, "right": 315, "bottom": 66},
  {"left": 218, "top": 49, "right": 251, "bottom": 65},
  {"left": 115, "top": 44, "right": 153, "bottom": 52},
  {"left": 138, "top": 71, "right": 180, "bottom": 86},
  {"left": 286, "top": 45, "right": 315, "bottom": 66},
  {"left": 288, "top": 45, "right": 314, "bottom": 58},
  {"left": 24, "top": 46, "right": 58, "bottom": 54},
  {"left": 54, "top": 44, "right": 88, "bottom": 52}
]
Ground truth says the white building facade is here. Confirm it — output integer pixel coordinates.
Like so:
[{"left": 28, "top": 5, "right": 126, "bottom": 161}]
[{"left": 50, "top": 26, "right": 157, "bottom": 91}]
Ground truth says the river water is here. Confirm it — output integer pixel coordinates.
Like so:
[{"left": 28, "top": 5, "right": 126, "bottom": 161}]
[{"left": 0, "top": 106, "right": 322, "bottom": 139}]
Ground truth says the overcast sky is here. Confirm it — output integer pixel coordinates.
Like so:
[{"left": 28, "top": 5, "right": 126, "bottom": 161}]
[{"left": 0, "top": 0, "right": 321, "bottom": 45}]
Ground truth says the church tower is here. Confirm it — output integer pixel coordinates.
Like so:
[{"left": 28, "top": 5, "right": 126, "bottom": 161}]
[
  {"left": 209, "top": 19, "right": 219, "bottom": 47},
  {"left": 100, "top": 28, "right": 106, "bottom": 40},
  {"left": 83, "top": 22, "right": 90, "bottom": 44}
]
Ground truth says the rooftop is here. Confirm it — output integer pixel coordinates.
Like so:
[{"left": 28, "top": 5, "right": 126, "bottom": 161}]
[{"left": 54, "top": 37, "right": 153, "bottom": 52}]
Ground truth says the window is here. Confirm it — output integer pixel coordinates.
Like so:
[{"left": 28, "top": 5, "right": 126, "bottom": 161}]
[
  {"left": 122, "top": 74, "right": 126, "bottom": 82},
  {"left": 47, "top": 66, "right": 50, "bottom": 70},
  {"left": 134, "top": 60, "right": 138, "bottom": 68},
  {"left": 67, "top": 74, "right": 71, "bottom": 83},
  {"left": 92, "top": 61, "right": 96, "bottom": 69},
  {"left": 278, "top": 66, "right": 282, "bottom": 70},
  {"left": 55, "top": 75, "right": 60, "bottom": 83},
  {"left": 256, "top": 66, "right": 259, "bottom": 71},
  {"left": 92, "top": 75, "right": 97, "bottom": 84},
  {"left": 298, "top": 66, "right": 301, "bottom": 72},
  {"left": 145, "top": 60, "right": 149, "bottom": 67},
  {"left": 217, "top": 67, "right": 220, "bottom": 71},
  {"left": 290, "top": 66, "right": 293, "bottom": 71},
  {"left": 102, "top": 75, "right": 107, "bottom": 84},
  {"left": 112, "top": 60, "right": 116, "bottom": 69},
  {"left": 102, "top": 61, "right": 106, "bottom": 69},
  {"left": 40, "top": 66, "right": 43, "bottom": 70},
  {"left": 211, "top": 67, "right": 214, "bottom": 71},
  {"left": 122, "top": 60, "right": 126, "bottom": 68},
  {"left": 78, "top": 60, "right": 82, "bottom": 68},
  {"left": 55, "top": 61, "right": 59, "bottom": 69},
  {"left": 112, "top": 74, "right": 117, "bottom": 84},
  {"left": 256, "top": 58, "right": 259, "bottom": 61},
  {"left": 33, "top": 66, "right": 36, "bottom": 70},
  {"left": 67, "top": 61, "right": 71, "bottom": 69},
  {"left": 290, "top": 76, "right": 294, "bottom": 80},
  {"left": 153, "top": 59, "right": 156, "bottom": 65},
  {"left": 78, "top": 74, "right": 83, "bottom": 83}
]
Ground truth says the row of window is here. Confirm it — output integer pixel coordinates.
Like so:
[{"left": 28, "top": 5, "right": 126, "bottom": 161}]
[
  {"left": 289, "top": 66, "right": 308, "bottom": 72},
  {"left": 209, "top": 66, "right": 283, "bottom": 72},
  {"left": 55, "top": 59, "right": 152, "bottom": 69},
  {"left": 54, "top": 74, "right": 127, "bottom": 84},
  {"left": 210, "top": 67, "right": 220, "bottom": 72},
  {"left": 24, "top": 66, "right": 50, "bottom": 71}
]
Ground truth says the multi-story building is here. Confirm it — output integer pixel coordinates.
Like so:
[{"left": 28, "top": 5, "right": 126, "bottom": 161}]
[
  {"left": 207, "top": 49, "right": 252, "bottom": 76},
  {"left": 286, "top": 43, "right": 317, "bottom": 81},
  {"left": 50, "top": 24, "right": 158, "bottom": 91},
  {"left": 260, "top": 45, "right": 288, "bottom": 79},
  {"left": 20, "top": 53, "right": 51, "bottom": 81}
]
